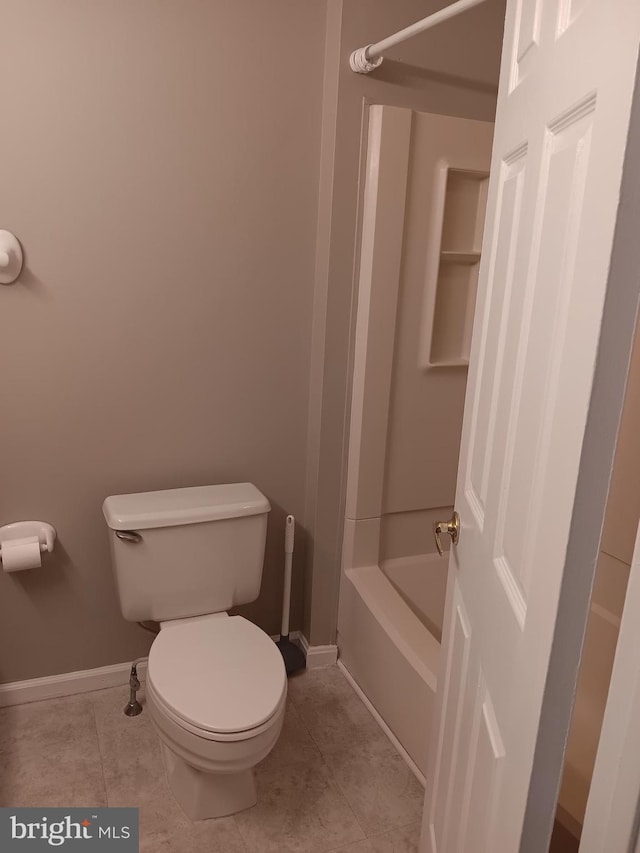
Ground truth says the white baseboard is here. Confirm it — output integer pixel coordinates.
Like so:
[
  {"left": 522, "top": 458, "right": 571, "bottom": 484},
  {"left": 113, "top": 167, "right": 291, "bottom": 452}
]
[
  {"left": 298, "top": 634, "right": 338, "bottom": 668},
  {"left": 0, "top": 628, "right": 338, "bottom": 708},
  {"left": 270, "top": 631, "right": 338, "bottom": 668},
  {"left": 337, "top": 659, "right": 426, "bottom": 787},
  {"left": 0, "top": 659, "right": 148, "bottom": 708}
]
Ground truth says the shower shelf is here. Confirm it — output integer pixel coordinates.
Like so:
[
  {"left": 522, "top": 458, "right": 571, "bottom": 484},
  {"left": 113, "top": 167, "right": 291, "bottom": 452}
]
[
  {"left": 439, "top": 251, "right": 481, "bottom": 264},
  {"left": 420, "top": 167, "right": 489, "bottom": 369}
]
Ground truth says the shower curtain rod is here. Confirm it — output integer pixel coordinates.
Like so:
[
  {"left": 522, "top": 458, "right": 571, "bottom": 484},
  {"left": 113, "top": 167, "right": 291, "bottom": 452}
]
[{"left": 350, "top": 0, "right": 489, "bottom": 74}]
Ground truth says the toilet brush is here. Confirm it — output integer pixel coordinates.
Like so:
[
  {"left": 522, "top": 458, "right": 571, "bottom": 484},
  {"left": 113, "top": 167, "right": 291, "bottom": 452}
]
[{"left": 276, "top": 515, "right": 306, "bottom": 675}]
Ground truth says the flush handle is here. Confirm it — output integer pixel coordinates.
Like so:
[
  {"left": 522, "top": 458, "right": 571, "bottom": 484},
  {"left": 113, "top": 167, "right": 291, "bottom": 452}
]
[
  {"left": 433, "top": 511, "right": 460, "bottom": 556},
  {"left": 115, "top": 530, "right": 142, "bottom": 544}
]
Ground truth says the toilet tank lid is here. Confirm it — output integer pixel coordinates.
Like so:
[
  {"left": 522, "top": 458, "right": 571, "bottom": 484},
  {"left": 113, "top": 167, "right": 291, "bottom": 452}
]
[{"left": 102, "top": 483, "right": 270, "bottom": 530}]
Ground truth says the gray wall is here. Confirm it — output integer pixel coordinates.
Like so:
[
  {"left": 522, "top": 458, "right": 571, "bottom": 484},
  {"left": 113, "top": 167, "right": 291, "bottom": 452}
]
[
  {"left": 0, "top": 0, "right": 325, "bottom": 682},
  {"left": 0, "top": 0, "right": 507, "bottom": 682}
]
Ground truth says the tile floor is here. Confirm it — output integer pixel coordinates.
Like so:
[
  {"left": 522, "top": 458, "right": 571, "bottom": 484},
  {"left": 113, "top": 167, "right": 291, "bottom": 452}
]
[
  {"left": 549, "top": 821, "right": 580, "bottom": 853},
  {"left": 0, "top": 665, "right": 423, "bottom": 852}
]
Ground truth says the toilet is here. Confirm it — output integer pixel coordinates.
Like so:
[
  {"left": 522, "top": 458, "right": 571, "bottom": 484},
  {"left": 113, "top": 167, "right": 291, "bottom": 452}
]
[{"left": 102, "top": 482, "right": 287, "bottom": 820}]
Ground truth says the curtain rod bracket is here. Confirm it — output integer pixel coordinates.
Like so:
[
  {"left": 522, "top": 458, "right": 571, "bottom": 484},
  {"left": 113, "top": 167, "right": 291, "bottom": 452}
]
[{"left": 350, "top": 46, "right": 384, "bottom": 75}]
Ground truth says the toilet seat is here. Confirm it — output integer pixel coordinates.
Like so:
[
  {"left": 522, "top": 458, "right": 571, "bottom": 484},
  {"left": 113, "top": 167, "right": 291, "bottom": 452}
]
[
  {"left": 148, "top": 614, "right": 287, "bottom": 739},
  {"left": 147, "top": 679, "right": 286, "bottom": 743}
]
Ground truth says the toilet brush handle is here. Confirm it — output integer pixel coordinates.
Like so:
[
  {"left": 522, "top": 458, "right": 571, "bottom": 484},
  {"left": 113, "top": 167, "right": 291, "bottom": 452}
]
[
  {"left": 281, "top": 515, "right": 295, "bottom": 637},
  {"left": 285, "top": 514, "right": 295, "bottom": 554}
]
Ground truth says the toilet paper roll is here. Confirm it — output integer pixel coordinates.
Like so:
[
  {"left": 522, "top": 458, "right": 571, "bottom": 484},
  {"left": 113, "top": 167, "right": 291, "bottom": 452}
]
[{"left": 1, "top": 536, "right": 42, "bottom": 572}]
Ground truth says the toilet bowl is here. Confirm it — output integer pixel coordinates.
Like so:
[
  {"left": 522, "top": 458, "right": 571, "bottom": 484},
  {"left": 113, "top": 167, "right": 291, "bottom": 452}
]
[
  {"left": 146, "top": 613, "right": 287, "bottom": 820},
  {"left": 103, "top": 482, "right": 287, "bottom": 818}
]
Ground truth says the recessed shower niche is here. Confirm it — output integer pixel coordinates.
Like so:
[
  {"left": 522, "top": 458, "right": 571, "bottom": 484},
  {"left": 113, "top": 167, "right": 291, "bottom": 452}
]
[{"left": 421, "top": 167, "right": 490, "bottom": 368}]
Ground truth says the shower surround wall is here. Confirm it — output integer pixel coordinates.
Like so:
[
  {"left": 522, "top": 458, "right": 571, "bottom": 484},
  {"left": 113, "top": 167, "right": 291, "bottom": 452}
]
[
  {"left": 0, "top": 0, "right": 325, "bottom": 682},
  {"left": 303, "top": 0, "right": 505, "bottom": 646},
  {"left": 337, "top": 106, "right": 493, "bottom": 777}
]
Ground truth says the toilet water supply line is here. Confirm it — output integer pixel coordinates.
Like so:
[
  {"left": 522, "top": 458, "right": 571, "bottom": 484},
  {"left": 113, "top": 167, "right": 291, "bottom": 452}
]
[
  {"left": 124, "top": 622, "right": 159, "bottom": 716},
  {"left": 124, "top": 657, "right": 147, "bottom": 717},
  {"left": 350, "top": 0, "right": 489, "bottom": 73}
]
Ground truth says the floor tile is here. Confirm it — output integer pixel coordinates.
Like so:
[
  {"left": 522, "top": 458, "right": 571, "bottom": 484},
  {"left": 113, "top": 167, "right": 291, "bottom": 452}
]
[
  {"left": 92, "top": 686, "right": 189, "bottom": 838},
  {"left": 288, "top": 666, "right": 382, "bottom": 756},
  {"left": 0, "top": 693, "right": 100, "bottom": 759},
  {"left": 235, "top": 759, "right": 365, "bottom": 853},
  {"left": 0, "top": 746, "right": 108, "bottom": 808},
  {"left": 141, "top": 815, "right": 247, "bottom": 853},
  {"left": 549, "top": 820, "right": 580, "bottom": 853},
  {"left": 91, "top": 685, "right": 158, "bottom": 766},
  {"left": 257, "top": 701, "right": 323, "bottom": 773},
  {"left": 0, "top": 694, "right": 106, "bottom": 808},
  {"left": 325, "top": 737, "right": 424, "bottom": 837},
  {"left": 332, "top": 822, "right": 422, "bottom": 852}
]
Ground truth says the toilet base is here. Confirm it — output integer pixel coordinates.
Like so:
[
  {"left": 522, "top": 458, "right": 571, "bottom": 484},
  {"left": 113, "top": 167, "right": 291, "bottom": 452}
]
[{"left": 162, "top": 742, "right": 257, "bottom": 820}]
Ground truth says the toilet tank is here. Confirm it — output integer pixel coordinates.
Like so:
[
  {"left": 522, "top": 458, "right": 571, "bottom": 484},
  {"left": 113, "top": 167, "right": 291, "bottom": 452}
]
[{"left": 102, "top": 483, "right": 270, "bottom": 623}]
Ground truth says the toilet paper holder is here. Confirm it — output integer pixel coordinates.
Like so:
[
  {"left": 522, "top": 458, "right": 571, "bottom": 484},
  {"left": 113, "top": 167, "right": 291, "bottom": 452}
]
[{"left": 0, "top": 521, "right": 57, "bottom": 556}]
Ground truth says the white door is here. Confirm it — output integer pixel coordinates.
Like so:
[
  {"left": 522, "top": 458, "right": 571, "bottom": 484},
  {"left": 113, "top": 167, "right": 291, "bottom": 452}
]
[{"left": 422, "top": 2, "right": 640, "bottom": 851}]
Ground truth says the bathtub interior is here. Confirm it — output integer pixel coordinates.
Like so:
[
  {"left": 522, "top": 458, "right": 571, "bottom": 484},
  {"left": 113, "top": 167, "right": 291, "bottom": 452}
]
[
  {"left": 380, "top": 554, "right": 446, "bottom": 643},
  {"left": 378, "top": 510, "right": 450, "bottom": 641}
]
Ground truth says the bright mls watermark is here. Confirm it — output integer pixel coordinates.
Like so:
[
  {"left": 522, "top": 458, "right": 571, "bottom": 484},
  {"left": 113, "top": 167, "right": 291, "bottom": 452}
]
[{"left": 0, "top": 809, "right": 138, "bottom": 851}]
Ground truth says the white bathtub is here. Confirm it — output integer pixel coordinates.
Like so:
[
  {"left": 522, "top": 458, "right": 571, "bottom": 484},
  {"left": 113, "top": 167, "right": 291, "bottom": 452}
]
[{"left": 337, "top": 552, "right": 446, "bottom": 780}]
